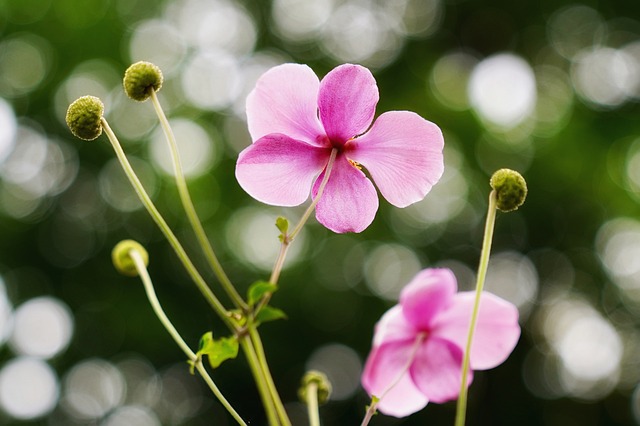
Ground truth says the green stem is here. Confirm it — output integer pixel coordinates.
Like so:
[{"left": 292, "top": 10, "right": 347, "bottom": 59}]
[
  {"left": 239, "top": 337, "right": 281, "bottom": 425},
  {"left": 249, "top": 326, "right": 291, "bottom": 426},
  {"left": 149, "top": 91, "right": 247, "bottom": 312},
  {"left": 129, "top": 248, "right": 247, "bottom": 426},
  {"left": 305, "top": 382, "right": 320, "bottom": 426},
  {"left": 266, "top": 148, "right": 338, "bottom": 292},
  {"left": 454, "top": 190, "right": 498, "bottom": 426},
  {"left": 101, "top": 118, "right": 235, "bottom": 331}
]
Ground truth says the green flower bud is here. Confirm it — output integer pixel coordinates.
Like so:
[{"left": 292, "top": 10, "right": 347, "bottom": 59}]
[
  {"left": 490, "top": 168, "right": 528, "bottom": 212},
  {"left": 123, "top": 61, "right": 163, "bottom": 101},
  {"left": 65, "top": 96, "right": 104, "bottom": 141},
  {"left": 111, "top": 240, "right": 149, "bottom": 277},
  {"left": 298, "top": 370, "right": 332, "bottom": 405}
]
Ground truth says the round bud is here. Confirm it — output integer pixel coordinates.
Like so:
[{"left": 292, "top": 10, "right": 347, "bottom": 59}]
[
  {"left": 111, "top": 240, "right": 149, "bottom": 277},
  {"left": 65, "top": 96, "right": 104, "bottom": 141},
  {"left": 490, "top": 168, "right": 528, "bottom": 212},
  {"left": 298, "top": 370, "right": 332, "bottom": 405},
  {"left": 123, "top": 61, "right": 163, "bottom": 101}
]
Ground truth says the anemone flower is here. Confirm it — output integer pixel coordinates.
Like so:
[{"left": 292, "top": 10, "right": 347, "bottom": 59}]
[
  {"left": 362, "top": 268, "right": 520, "bottom": 417},
  {"left": 235, "top": 63, "right": 444, "bottom": 233}
]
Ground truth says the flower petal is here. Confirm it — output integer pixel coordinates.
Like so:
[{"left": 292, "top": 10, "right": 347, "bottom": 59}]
[
  {"left": 410, "top": 337, "right": 471, "bottom": 403},
  {"left": 246, "top": 63, "right": 326, "bottom": 146},
  {"left": 312, "top": 154, "right": 378, "bottom": 233},
  {"left": 348, "top": 111, "right": 445, "bottom": 207},
  {"left": 236, "top": 133, "right": 329, "bottom": 206},
  {"left": 362, "top": 339, "right": 428, "bottom": 418},
  {"left": 318, "top": 64, "right": 379, "bottom": 144},
  {"left": 371, "top": 306, "right": 418, "bottom": 348},
  {"left": 400, "top": 269, "right": 457, "bottom": 330},
  {"left": 432, "top": 292, "right": 521, "bottom": 370}
]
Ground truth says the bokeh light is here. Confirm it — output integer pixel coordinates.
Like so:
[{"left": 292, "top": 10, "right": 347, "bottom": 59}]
[
  {"left": 9, "top": 297, "right": 73, "bottom": 359},
  {"left": 468, "top": 53, "right": 537, "bottom": 129},
  {"left": 306, "top": 343, "right": 362, "bottom": 401},
  {"left": 0, "top": 357, "right": 59, "bottom": 420},
  {"left": 149, "top": 118, "right": 217, "bottom": 178}
]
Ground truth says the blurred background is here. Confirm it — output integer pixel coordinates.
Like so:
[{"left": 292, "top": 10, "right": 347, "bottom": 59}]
[{"left": 0, "top": 0, "right": 640, "bottom": 424}]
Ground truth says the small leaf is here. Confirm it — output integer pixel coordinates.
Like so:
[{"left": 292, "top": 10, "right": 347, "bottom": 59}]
[
  {"left": 195, "top": 332, "right": 239, "bottom": 370},
  {"left": 205, "top": 336, "right": 239, "bottom": 369},
  {"left": 248, "top": 281, "right": 277, "bottom": 306},
  {"left": 275, "top": 216, "right": 289, "bottom": 240},
  {"left": 255, "top": 306, "right": 287, "bottom": 325},
  {"left": 198, "top": 331, "right": 214, "bottom": 352}
]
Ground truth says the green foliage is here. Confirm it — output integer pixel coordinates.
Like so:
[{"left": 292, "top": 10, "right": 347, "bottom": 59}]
[
  {"left": 191, "top": 332, "right": 239, "bottom": 372},
  {"left": 247, "top": 281, "right": 278, "bottom": 306},
  {"left": 275, "top": 216, "right": 289, "bottom": 242}
]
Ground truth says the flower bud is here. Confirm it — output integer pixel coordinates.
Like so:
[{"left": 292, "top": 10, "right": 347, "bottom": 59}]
[
  {"left": 123, "top": 61, "right": 163, "bottom": 101},
  {"left": 65, "top": 96, "right": 104, "bottom": 141},
  {"left": 490, "top": 168, "right": 527, "bottom": 212},
  {"left": 111, "top": 240, "right": 149, "bottom": 277},
  {"left": 298, "top": 370, "right": 331, "bottom": 405}
]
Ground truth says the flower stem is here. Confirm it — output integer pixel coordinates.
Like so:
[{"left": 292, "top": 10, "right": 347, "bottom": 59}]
[
  {"left": 305, "top": 382, "right": 320, "bottom": 426},
  {"left": 239, "top": 337, "right": 281, "bottom": 425},
  {"left": 268, "top": 148, "right": 338, "bottom": 287},
  {"left": 101, "top": 118, "right": 236, "bottom": 331},
  {"left": 128, "top": 248, "right": 247, "bottom": 426},
  {"left": 149, "top": 91, "right": 247, "bottom": 312},
  {"left": 248, "top": 326, "right": 291, "bottom": 426},
  {"left": 454, "top": 190, "right": 497, "bottom": 426},
  {"left": 360, "top": 333, "right": 425, "bottom": 426}
]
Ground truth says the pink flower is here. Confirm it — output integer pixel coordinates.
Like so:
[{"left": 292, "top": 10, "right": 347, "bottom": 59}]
[
  {"left": 235, "top": 63, "right": 444, "bottom": 233},
  {"left": 362, "top": 268, "right": 520, "bottom": 417}
]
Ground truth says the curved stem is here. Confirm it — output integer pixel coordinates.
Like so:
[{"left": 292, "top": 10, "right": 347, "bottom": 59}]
[
  {"left": 101, "top": 118, "right": 235, "bottom": 331},
  {"left": 149, "top": 91, "right": 247, "bottom": 312},
  {"left": 129, "top": 249, "right": 247, "bottom": 426},
  {"left": 360, "top": 334, "right": 426, "bottom": 426},
  {"left": 454, "top": 190, "right": 497, "bottom": 426},
  {"left": 268, "top": 148, "right": 338, "bottom": 287}
]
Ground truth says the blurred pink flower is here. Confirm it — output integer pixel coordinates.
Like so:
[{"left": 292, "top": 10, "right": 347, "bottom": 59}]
[
  {"left": 235, "top": 63, "right": 444, "bottom": 233},
  {"left": 362, "top": 268, "right": 520, "bottom": 417}
]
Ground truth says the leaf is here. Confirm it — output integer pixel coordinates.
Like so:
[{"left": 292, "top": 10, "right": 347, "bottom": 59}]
[
  {"left": 248, "top": 281, "right": 277, "bottom": 306},
  {"left": 205, "top": 336, "right": 239, "bottom": 369},
  {"left": 255, "top": 306, "right": 287, "bottom": 325},
  {"left": 195, "top": 332, "right": 239, "bottom": 370},
  {"left": 275, "top": 216, "right": 289, "bottom": 242}
]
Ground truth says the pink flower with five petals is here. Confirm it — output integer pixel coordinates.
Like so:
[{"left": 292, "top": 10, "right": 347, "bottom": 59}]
[
  {"left": 362, "top": 268, "right": 520, "bottom": 417},
  {"left": 235, "top": 63, "right": 445, "bottom": 233}
]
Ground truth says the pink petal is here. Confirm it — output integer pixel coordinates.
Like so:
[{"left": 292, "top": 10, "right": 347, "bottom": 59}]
[
  {"left": 318, "top": 64, "right": 379, "bottom": 144},
  {"left": 348, "top": 111, "right": 444, "bottom": 207},
  {"left": 371, "top": 306, "right": 418, "bottom": 348},
  {"left": 312, "top": 154, "right": 378, "bottom": 233},
  {"left": 432, "top": 292, "right": 521, "bottom": 370},
  {"left": 410, "top": 337, "right": 471, "bottom": 403},
  {"left": 400, "top": 269, "right": 457, "bottom": 330},
  {"left": 246, "top": 63, "right": 326, "bottom": 146},
  {"left": 236, "top": 134, "right": 329, "bottom": 206},
  {"left": 362, "top": 339, "right": 428, "bottom": 418}
]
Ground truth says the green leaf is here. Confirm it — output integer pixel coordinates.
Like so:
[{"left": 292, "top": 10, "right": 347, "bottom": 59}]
[
  {"left": 275, "top": 216, "right": 289, "bottom": 242},
  {"left": 195, "top": 332, "right": 239, "bottom": 370},
  {"left": 248, "top": 280, "right": 277, "bottom": 306},
  {"left": 255, "top": 306, "right": 287, "bottom": 325}
]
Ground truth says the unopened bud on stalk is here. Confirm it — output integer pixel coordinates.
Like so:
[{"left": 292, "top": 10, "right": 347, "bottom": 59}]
[
  {"left": 112, "top": 240, "right": 149, "bottom": 277},
  {"left": 123, "top": 61, "right": 163, "bottom": 101},
  {"left": 65, "top": 95, "right": 104, "bottom": 141},
  {"left": 298, "top": 370, "right": 332, "bottom": 405},
  {"left": 490, "top": 168, "right": 527, "bottom": 212}
]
